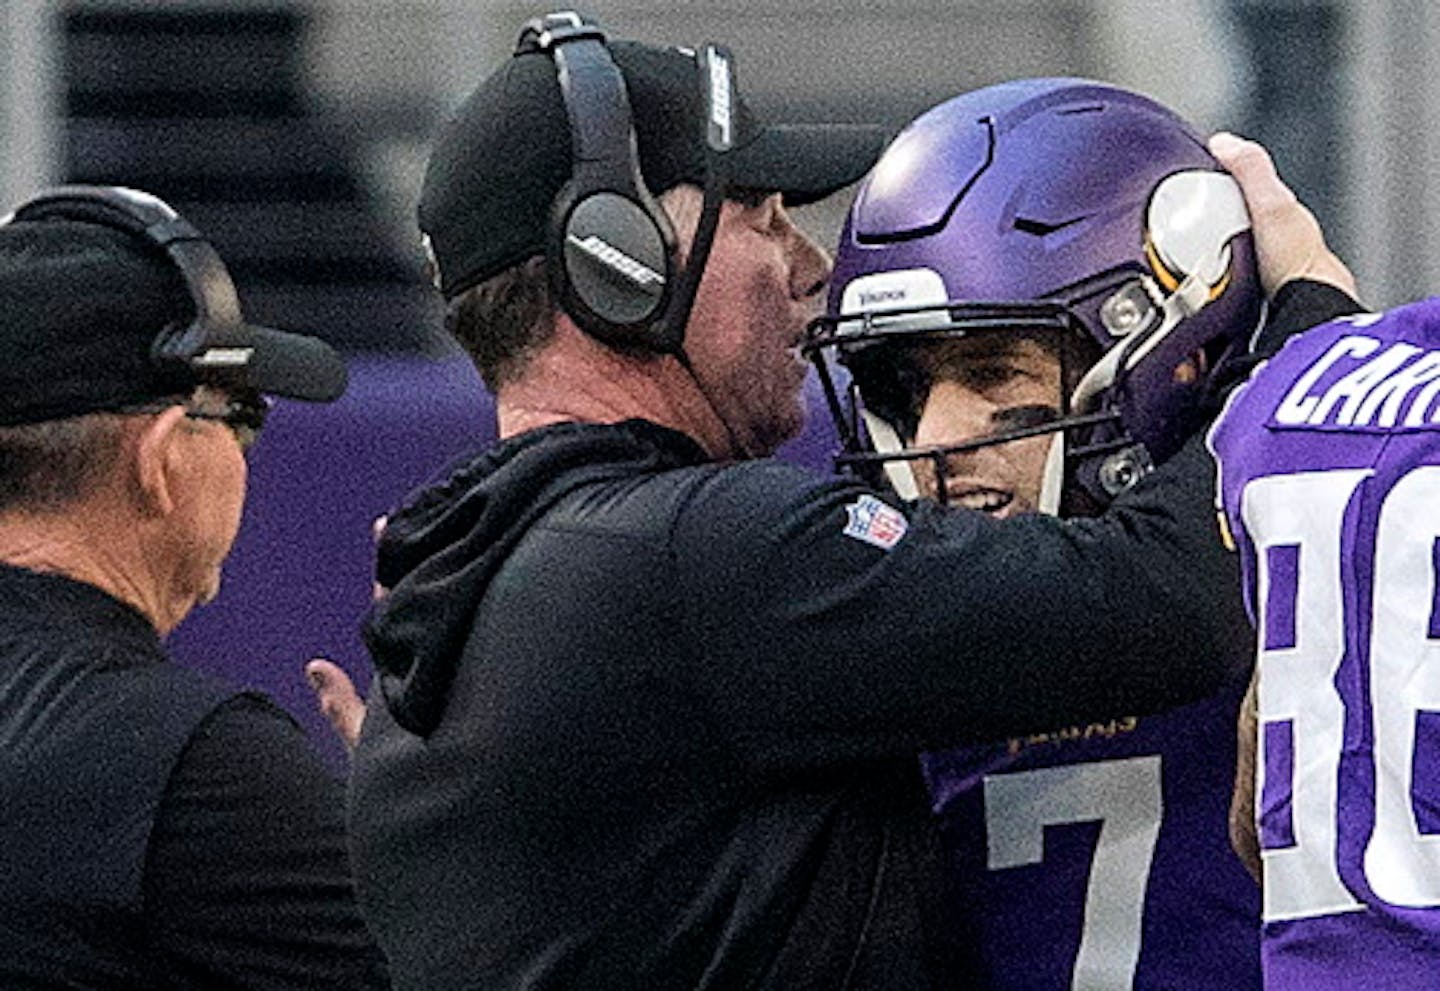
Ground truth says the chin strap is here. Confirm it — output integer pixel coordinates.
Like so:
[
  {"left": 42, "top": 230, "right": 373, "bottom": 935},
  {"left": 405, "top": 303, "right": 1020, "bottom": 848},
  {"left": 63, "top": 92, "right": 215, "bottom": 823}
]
[
  {"left": 1037, "top": 433, "right": 1066, "bottom": 515},
  {"left": 862, "top": 410, "right": 921, "bottom": 500}
]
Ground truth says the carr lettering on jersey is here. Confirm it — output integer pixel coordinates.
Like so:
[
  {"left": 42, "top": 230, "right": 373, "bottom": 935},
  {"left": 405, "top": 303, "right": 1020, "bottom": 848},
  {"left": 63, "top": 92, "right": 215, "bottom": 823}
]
[{"left": 1268, "top": 303, "right": 1440, "bottom": 432}]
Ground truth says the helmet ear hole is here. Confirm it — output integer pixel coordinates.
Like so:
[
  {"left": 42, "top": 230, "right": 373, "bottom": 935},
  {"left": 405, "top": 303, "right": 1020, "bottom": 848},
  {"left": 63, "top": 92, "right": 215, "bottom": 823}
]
[{"left": 1170, "top": 346, "right": 1211, "bottom": 387}]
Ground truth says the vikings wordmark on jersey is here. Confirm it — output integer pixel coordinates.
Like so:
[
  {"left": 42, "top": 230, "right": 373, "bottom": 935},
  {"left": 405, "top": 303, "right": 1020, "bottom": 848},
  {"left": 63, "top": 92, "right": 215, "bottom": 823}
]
[
  {"left": 1211, "top": 296, "right": 1440, "bottom": 989},
  {"left": 1006, "top": 716, "right": 1140, "bottom": 757}
]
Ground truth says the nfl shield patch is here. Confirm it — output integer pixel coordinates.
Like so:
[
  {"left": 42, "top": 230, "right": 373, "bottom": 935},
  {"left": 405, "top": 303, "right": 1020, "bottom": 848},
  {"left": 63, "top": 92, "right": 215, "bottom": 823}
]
[{"left": 842, "top": 494, "right": 908, "bottom": 550}]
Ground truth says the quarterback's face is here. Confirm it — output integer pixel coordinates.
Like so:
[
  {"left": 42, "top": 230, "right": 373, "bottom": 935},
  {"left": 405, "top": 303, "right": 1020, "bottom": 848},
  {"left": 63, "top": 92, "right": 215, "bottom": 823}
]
[
  {"left": 676, "top": 187, "right": 830, "bottom": 457},
  {"left": 909, "top": 334, "right": 1062, "bottom": 517}
]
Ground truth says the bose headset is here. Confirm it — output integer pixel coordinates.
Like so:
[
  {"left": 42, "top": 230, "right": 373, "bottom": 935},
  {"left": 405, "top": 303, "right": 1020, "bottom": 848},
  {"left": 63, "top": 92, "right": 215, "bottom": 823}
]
[
  {"left": 516, "top": 11, "right": 736, "bottom": 354},
  {"left": 3, "top": 184, "right": 344, "bottom": 400}
]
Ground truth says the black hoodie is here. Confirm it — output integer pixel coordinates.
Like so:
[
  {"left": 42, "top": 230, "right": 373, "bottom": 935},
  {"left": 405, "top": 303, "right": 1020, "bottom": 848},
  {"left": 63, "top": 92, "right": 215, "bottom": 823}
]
[{"left": 347, "top": 383, "right": 1276, "bottom": 991}]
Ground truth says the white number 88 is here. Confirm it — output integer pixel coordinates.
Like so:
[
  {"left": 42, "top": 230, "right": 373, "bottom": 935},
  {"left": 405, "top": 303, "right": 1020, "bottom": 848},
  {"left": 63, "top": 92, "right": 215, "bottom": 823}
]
[{"left": 1244, "top": 465, "right": 1440, "bottom": 919}]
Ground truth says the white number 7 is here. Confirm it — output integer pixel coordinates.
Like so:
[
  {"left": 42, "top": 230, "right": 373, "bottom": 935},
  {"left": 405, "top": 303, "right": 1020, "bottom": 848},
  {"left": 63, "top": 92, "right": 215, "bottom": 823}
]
[{"left": 985, "top": 756, "right": 1162, "bottom": 990}]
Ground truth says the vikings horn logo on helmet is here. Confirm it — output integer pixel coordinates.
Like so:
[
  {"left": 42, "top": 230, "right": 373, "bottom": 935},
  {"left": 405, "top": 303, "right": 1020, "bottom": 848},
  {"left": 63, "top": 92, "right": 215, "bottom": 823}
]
[{"left": 1144, "top": 170, "right": 1252, "bottom": 309}]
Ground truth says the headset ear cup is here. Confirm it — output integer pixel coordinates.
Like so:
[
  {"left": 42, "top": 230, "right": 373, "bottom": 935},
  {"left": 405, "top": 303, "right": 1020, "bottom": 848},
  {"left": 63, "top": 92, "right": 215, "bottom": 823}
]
[
  {"left": 550, "top": 185, "right": 676, "bottom": 349},
  {"left": 530, "top": 16, "right": 688, "bottom": 354}
]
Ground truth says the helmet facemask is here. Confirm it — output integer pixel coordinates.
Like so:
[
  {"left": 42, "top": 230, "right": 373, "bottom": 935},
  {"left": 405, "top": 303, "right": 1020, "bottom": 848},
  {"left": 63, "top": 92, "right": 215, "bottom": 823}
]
[
  {"left": 807, "top": 260, "right": 1253, "bottom": 516},
  {"left": 807, "top": 299, "right": 1116, "bottom": 515}
]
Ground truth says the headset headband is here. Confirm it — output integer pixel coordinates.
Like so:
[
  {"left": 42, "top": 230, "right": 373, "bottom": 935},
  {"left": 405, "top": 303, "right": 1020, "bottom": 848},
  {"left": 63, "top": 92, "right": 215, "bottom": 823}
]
[
  {"left": 9, "top": 185, "right": 258, "bottom": 383},
  {"left": 4, "top": 184, "right": 347, "bottom": 402},
  {"left": 518, "top": 11, "right": 735, "bottom": 353}
]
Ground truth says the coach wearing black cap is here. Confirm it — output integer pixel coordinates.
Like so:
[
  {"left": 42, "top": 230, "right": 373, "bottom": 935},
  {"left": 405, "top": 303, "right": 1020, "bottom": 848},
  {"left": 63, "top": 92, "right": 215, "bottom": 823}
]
[
  {"left": 0, "top": 186, "right": 388, "bottom": 989},
  {"left": 347, "top": 12, "right": 1264, "bottom": 991}
]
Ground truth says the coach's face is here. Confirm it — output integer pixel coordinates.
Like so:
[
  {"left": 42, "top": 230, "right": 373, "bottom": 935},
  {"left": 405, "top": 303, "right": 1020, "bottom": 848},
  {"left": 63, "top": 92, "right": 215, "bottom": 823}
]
[
  {"left": 125, "top": 386, "right": 250, "bottom": 635},
  {"left": 677, "top": 186, "right": 830, "bottom": 457},
  {"left": 168, "top": 387, "right": 249, "bottom": 608}
]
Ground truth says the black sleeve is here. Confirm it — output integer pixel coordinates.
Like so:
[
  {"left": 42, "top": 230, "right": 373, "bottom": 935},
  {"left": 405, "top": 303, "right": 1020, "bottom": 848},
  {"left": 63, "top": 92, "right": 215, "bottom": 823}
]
[
  {"left": 1205, "top": 280, "right": 1365, "bottom": 412},
  {"left": 1256, "top": 278, "right": 1365, "bottom": 354},
  {"left": 676, "top": 437, "right": 1252, "bottom": 764},
  {"left": 143, "top": 695, "right": 390, "bottom": 990},
  {"left": 668, "top": 285, "right": 1365, "bottom": 776}
]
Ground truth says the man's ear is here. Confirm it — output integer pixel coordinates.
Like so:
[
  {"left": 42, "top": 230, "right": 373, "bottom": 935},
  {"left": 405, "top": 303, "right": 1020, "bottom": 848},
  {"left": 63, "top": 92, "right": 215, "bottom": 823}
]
[{"left": 131, "top": 406, "right": 188, "bottom": 517}]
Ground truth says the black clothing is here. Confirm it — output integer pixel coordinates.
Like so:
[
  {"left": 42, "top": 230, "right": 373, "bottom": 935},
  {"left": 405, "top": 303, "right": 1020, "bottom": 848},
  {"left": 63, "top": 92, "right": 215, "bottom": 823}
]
[
  {"left": 1262, "top": 279, "right": 1363, "bottom": 347},
  {"left": 0, "top": 564, "right": 388, "bottom": 990},
  {"left": 350, "top": 282, "right": 1350, "bottom": 991}
]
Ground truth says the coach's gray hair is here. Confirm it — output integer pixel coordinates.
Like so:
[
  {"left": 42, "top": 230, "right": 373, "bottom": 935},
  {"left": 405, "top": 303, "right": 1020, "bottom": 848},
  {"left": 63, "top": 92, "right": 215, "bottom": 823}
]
[{"left": 0, "top": 414, "right": 127, "bottom": 513}]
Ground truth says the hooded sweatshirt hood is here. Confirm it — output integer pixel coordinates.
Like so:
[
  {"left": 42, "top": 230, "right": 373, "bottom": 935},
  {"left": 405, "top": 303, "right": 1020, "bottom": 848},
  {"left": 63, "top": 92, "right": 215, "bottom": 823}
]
[{"left": 364, "top": 419, "right": 708, "bottom": 736}]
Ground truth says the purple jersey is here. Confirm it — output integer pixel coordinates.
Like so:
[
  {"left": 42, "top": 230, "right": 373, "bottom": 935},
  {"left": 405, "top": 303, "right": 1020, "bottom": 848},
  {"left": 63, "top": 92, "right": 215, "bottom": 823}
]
[
  {"left": 922, "top": 681, "right": 1260, "bottom": 990},
  {"left": 1209, "top": 297, "right": 1440, "bottom": 989}
]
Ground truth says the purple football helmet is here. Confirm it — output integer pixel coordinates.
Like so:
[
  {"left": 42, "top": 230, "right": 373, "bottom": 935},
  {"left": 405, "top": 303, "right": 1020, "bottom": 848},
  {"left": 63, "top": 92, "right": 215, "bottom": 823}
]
[{"left": 804, "top": 77, "right": 1263, "bottom": 511}]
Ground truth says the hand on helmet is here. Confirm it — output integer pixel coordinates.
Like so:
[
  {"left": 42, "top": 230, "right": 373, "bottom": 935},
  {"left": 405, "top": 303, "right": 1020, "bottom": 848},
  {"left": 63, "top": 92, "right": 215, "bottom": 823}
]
[{"left": 1208, "top": 132, "right": 1357, "bottom": 299}]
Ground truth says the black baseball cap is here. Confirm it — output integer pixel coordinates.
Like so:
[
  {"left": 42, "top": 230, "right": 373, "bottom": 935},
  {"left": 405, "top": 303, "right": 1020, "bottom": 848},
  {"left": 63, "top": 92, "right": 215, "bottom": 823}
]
[
  {"left": 0, "top": 216, "right": 348, "bottom": 427},
  {"left": 419, "top": 34, "right": 888, "bottom": 300}
]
